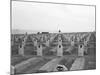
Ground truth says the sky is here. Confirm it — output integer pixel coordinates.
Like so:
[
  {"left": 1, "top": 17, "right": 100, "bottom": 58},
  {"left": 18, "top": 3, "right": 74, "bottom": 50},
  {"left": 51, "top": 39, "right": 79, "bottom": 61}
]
[{"left": 12, "top": 0, "right": 95, "bottom": 33}]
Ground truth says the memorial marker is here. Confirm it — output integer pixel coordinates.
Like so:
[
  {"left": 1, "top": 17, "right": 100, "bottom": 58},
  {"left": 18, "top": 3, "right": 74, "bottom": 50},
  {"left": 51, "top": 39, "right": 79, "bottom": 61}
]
[
  {"left": 19, "top": 44, "right": 24, "bottom": 56},
  {"left": 57, "top": 45, "right": 63, "bottom": 56},
  {"left": 78, "top": 44, "right": 84, "bottom": 56},
  {"left": 37, "top": 45, "right": 43, "bottom": 56},
  {"left": 46, "top": 40, "right": 50, "bottom": 47}
]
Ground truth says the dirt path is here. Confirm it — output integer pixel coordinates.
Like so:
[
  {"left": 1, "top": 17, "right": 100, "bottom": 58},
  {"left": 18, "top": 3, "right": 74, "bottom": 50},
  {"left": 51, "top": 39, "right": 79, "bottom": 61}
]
[
  {"left": 70, "top": 57, "right": 85, "bottom": 70},
  {"left": 39, "top": 57, "right": 63, "bottom": 72}
]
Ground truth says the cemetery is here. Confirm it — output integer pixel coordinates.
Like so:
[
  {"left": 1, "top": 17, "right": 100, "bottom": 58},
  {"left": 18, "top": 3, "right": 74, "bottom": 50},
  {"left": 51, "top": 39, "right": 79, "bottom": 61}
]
[{"left": 11, "top": 31, "right": 96, "bottom": 74}]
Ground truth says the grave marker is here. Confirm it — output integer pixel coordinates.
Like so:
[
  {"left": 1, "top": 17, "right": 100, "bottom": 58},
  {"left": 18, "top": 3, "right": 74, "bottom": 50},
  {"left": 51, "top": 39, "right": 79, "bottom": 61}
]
[
  {"left": 71, "top": 40, "right": 75, "bottom": 46},
  {"left": 18, "top": 35, "right": 28, "bottom": 56},
  {"left": 18, "top": 44, "right": 24, "bottom": 56},
  {"left": 58, "top": 39, "right": 62, "bottom": 45},
  {"left": 57, "top": 45, "right": 63, "bottom": 56},
  {"left": 46, "top": 40, "right": 50, "bottom": 47},
  {"left": 78, "top": 44, "right": 84, "bottom": 56},
  {"left": 34, "top": 40, "right": 37, "bottom": 47},
  {"left": 37, "top": 45, "right": 43, "bottom": 56},
  {"left": 84, "top": 40, "right": 88, "bottom": 46}
]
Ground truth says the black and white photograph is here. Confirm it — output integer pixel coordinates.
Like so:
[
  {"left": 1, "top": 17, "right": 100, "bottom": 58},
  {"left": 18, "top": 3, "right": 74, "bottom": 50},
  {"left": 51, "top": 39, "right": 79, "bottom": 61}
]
[{"left": 11, "top": 0, "right": 96, "bottom": 75}]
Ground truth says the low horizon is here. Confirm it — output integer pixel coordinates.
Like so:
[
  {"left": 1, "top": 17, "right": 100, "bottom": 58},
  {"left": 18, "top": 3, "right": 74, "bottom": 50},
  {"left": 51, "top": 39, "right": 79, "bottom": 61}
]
[{"left": 12, "top": 29, "right": 95, "bottom": 34}]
